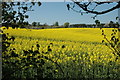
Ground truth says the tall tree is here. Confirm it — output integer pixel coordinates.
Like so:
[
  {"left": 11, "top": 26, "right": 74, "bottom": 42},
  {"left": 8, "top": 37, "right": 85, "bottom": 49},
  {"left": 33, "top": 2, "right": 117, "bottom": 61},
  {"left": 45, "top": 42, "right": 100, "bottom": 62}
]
[
  {"left": 32, "top": 22, "right": 37, "bottom": 26},
  {"left": 64, "top": 22, "right": 70, "bottom": 28},
  {"left": 43, "top": 23, "right": 48, "bottom": 26},
  {"left": 95, "top": 20, "right": 100, "bottom": 28},
  {"left": 115, "top": 22, "right": 119, "bottom": 28},
  {"left": 2, "top": 2, "right": 41, "bottom": 28},
  {"left": 109, "top": 21, "right": 115, "bottom": 28},
  {"left": 23, "top": 21, "right": 29, "bottom": 26},
  {"left": 54, "top": 22, "right": 59, "bottom": 26},
  {"left": 37, "top": 22, "right": 40, "bottom": 26}
]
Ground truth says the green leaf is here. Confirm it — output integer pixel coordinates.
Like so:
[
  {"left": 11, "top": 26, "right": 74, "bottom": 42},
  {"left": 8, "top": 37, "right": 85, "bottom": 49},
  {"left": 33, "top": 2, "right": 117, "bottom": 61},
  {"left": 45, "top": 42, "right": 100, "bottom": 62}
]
[
  {"left": 31, "top": 2, "right": 35, "bottom": 5},
  {"left": 38, "top": 2, "right": 41, "bottom": 6},
  {"left": 67, "top": 4, "right": 70, "bottom": 10},
  {"left": 17, "top": 2, "right": 20, "bottom": 5},
  {"left": 13, "top": 11, "right": 16, "bottom": 15},
  {"left": 22, "top": 7, "right": 27, "bottom": 10},
  {"left": 25, "top": 15, "right": 29, "bottom": 18}
]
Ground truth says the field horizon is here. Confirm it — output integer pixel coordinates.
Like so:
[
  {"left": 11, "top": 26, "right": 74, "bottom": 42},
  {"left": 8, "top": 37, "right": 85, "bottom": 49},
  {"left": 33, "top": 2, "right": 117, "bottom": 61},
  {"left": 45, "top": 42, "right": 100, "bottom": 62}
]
[{"left": 3, "top": 28, "right": 114, "bottom": 43}]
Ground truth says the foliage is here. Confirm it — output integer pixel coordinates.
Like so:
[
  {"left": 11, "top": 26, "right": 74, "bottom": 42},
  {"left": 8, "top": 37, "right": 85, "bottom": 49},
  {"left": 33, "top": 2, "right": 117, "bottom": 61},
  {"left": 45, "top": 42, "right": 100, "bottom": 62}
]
[
  {"left": 95, "top": 20, "right": 100, "bottom": 28},
  {"left": 54, "top": 22, "right": 59, "bottom": 26},
  {"left": 43, "top": 23, "right": 48, "bottom": 26},
  {"left": 69, "top": 24, "right": 87, "bottom": 28},
  {"left": 2, "top": 29, "right": 64, "bottom": 79},
  {"left": 109, "top": 21, "right": 115, "bottom": 28},
  {"left": 32, "top": 22, "right": 37, "bottom": 26},
  {"left": 101, "top": 28, "right": 120, "bottom": 60},
  {"left": 64, "top": 22, "right": 69, "bottom": 28},
  {"left": 2, "top": 2, "right": 41, "bottom": 28},
  {"left": 37, "top": 22, "right": 40, "bottom": 26}
]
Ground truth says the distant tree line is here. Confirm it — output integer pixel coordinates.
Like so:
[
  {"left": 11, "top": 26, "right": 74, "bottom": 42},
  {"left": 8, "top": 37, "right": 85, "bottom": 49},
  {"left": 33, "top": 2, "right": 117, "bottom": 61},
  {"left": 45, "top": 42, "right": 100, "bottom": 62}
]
[{"left": 2, "top": 20, "right": 119, "bottom": 29}]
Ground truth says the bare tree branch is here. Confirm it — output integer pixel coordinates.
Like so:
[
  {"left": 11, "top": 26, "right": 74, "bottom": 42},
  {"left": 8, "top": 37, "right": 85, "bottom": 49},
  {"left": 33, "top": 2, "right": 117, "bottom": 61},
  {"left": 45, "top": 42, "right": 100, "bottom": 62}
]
[
  {"left": 74, "top": 1, "right": 120, "bottom": 15},
  {"left": 69, "top": 0, "right": 120, "bottom": 15}
]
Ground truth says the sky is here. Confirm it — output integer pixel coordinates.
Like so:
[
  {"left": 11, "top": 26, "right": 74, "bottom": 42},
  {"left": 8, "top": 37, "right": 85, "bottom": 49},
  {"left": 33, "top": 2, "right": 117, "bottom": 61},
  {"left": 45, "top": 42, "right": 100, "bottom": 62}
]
[
  {"left": 14, "top": 0, "right": 120, "bottom": 2},
  {"left": 25, "top": 2, "right": 118, "bottom": 25}
]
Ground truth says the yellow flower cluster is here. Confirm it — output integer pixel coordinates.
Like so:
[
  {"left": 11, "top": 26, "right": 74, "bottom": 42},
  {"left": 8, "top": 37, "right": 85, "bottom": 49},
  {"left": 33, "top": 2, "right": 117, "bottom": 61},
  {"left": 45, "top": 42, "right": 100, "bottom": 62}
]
[{"left": 2, "top": 28, "right": 120, "bottom": 78}]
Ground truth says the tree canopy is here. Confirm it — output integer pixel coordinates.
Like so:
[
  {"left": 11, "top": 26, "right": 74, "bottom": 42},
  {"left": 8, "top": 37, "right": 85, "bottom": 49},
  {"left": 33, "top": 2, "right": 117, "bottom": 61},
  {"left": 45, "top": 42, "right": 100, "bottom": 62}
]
[
  {"left": 64, "top": 22, "right": 70, "bottom": 28},
  {"left": 2, "top": 2, "right": 41, "bottom": 28},
  {"left": 54, "top": 22, "right": 59, "bottom": 26}
]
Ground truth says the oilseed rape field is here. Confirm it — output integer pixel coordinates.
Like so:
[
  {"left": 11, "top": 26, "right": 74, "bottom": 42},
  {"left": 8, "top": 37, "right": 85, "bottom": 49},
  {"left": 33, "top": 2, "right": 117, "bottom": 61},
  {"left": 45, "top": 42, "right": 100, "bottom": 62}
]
[{"left": 2, "top": 28, "right": 120, "bottom": 79}]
